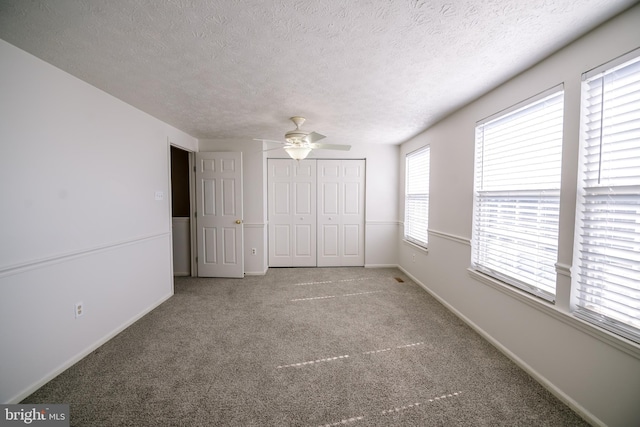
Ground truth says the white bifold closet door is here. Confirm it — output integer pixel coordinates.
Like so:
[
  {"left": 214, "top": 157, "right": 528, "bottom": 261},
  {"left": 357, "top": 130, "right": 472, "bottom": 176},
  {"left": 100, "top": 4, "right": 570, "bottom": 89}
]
[
  {"left": 268, "top": 159, "right": 317, "bottom": 267},
  {"left": 317, "top": 160, "right": 365, "bottom": 266},
  {"left": 268, "top": 159, "right": 365, "bottom": 267}
]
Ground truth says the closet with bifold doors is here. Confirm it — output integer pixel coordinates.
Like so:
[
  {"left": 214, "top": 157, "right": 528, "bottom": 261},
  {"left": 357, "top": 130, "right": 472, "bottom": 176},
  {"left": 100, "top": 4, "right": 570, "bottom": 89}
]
[{"left": 268, "top": 158, "right": 365, "bottom": 267}]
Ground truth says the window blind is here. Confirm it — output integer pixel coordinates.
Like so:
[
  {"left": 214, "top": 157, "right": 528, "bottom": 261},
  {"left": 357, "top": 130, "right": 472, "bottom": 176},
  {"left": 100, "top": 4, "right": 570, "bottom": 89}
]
[
  {"left": 405, "top": 146, "right": 430, "bottom": 248},
  {"left": 574, "top": 52, "right": 640, "bottom": 343},
  {"left": 472, "top": 88, "right": 564, "bottom": 301}
]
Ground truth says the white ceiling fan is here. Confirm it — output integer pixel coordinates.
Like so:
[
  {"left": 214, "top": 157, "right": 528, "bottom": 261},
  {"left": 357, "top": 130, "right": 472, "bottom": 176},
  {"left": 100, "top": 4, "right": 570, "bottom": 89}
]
[{"left": 254, "top": 116, "right": 351, "bottom": 160}]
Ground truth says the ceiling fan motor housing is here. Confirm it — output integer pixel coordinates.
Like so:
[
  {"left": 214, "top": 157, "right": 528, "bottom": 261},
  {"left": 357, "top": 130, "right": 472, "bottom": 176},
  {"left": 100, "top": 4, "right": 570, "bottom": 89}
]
[
  {"left": 285, "top": 116, "right": 310, "bottom": 144},
  {"left": 285, "top": 130, "right": 310, "bottom": 144}
]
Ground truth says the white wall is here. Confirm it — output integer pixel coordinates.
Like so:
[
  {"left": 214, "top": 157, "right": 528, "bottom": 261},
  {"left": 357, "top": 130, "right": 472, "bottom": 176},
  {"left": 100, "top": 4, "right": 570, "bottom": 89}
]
[
  {"left": 198, "top": 140, "right": 400, "bottom": 272},
  {"left": 398, "top": 5, "right": 640, "bottom": 427},
  {"left": 0, "top": 39, "right": 197, "bottom": 403}
]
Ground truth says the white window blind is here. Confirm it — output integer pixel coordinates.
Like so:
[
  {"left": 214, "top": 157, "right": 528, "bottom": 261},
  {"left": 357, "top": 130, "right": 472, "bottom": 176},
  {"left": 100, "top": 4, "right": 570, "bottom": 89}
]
[
  {"left": 405, "top": 146, "right": 430, "bottom": 248},
  {"left": 574, "top": 51, "right": 640, "bottom": 343},
  {"left": 472, "top": 88, "right": 564, "bottom": 301}
]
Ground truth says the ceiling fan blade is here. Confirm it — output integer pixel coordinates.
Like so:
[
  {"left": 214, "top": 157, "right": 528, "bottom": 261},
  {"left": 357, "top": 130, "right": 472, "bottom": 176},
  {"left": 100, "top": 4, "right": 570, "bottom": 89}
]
[
  {"left": 262, "top": 146, "right": 286, "bottom": 152},
  {"left": 305, "top": 132, "right": 326, "bottom": 143},
  {"left": 309, "top": 143, "right": 351, "bottom": 151},
  {"left": 253, "top": 138, "right": 285, "bottom": 145}
]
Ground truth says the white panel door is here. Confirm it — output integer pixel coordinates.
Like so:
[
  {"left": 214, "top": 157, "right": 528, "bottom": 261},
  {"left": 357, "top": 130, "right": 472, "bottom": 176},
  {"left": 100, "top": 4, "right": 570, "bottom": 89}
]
[
  {"left": 268, "top": 159, "right": 316, "bottom": 267},
  {"left": 195, "top": 152, "right": 244, "bottom": 277},
  {"left": 317, "top": 160, "right": 365, "bottom": 266}
]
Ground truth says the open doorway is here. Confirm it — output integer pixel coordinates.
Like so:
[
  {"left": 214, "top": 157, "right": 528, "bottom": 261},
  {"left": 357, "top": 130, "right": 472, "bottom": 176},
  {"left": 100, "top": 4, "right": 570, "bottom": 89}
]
[{"left": 170, "top": 145, "right": 193, "bottom": 276}]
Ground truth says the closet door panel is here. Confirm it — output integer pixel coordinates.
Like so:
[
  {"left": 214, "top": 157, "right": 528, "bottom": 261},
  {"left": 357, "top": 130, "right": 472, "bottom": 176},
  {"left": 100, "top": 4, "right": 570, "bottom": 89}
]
[
  {"left": 317, "top": 160, "right": 365, "bottom": 267},
  {"left": 321, "top": 224, "right": 339, "bottom": 257},
  {"left": 344, "top": 182, "right": 361, "bottom": 215},
  {"left": 294, "top": 224, "right": 313, "bottom": 257},
  {"left": 268, "top": 159, "right": 364, "bottom": 268},
  {"left": 291, "top": 161, "right": 316, "bottom": 266},
  {"left": 273, "top": 225, "right": 291, "bottom": 257},
  {"left": 268, "top": 160, "right": 293, "bottom": 266},
  {"left": 344, "top": 224, "right": 361, "bottom": 257},
  {"left": 268, "top": 159, "right": 316, "bottom": 267}
]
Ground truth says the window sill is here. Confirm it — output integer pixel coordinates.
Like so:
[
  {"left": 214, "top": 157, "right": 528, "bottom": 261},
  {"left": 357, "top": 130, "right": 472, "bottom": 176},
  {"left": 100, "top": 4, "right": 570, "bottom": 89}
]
[
  {"left": 402, "top": 239, "right": 428, "bottom": 254},
  {"left": 467, "top": 268, "right": 640, "bottom": 360}
]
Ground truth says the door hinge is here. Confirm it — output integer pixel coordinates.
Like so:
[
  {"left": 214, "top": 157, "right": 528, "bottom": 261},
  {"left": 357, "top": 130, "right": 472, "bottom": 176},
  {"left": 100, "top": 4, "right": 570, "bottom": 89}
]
[
  {"left": 194, "top": 211, "right": 197, "bottom": 217},
  {"left": 193, "top": 166, "right": 196, "bottom": 172}
]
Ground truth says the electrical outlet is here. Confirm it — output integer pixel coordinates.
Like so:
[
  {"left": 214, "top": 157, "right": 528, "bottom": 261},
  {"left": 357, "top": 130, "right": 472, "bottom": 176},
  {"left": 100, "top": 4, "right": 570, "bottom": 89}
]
[
  {"left": 251, "top": 248, "right": 257, "bottom": 255},
  {"left": 75, "top": 302, "right": 84, "bottom": 319}
]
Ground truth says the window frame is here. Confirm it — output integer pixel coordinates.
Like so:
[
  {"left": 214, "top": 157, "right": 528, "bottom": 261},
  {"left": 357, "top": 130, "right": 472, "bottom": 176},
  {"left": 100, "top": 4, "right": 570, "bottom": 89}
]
[
  {"left": 404, "top": 145, "right": 430, "bottom": 249},
  {"left": 572, "top": 48, "right": 640, "bottom": 344},
  {"left": 471, "top": 85, "right": 565, "bottom": 302}
]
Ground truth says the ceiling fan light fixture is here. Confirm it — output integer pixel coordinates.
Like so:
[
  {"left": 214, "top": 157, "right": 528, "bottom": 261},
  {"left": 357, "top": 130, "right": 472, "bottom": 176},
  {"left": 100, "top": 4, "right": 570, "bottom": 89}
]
[{"left": 284, "top": 146, "right": 312, "bottom": 160}]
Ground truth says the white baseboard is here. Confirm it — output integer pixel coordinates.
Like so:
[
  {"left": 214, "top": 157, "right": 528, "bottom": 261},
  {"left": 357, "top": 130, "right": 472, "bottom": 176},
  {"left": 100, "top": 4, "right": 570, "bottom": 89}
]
[
  {"left": 364, "top": 264, "right": 399, "bottom": 268},
  {"left": 245, "top": 268, "right": 268, "bottom": 276},
  {"left": 397, "top": 266, "right": 605, "bottom": 427}
]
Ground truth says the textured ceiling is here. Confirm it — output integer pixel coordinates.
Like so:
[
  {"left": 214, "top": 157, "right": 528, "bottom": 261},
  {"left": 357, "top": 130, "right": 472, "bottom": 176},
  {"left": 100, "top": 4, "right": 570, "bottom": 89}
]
[{"left": 0, "top": 0, "right": 635, "bottom": 145}]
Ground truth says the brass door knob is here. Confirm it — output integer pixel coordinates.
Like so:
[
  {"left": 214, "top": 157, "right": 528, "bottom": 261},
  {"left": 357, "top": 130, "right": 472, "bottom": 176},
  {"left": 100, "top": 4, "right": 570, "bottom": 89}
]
[{"left": 235, "top": 220, "right": 242, "bottom": 224}]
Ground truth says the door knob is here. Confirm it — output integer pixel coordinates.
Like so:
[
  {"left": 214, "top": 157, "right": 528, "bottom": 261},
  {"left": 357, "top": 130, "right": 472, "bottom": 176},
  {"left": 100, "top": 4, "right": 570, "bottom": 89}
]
[{"left": 235, "top": 220, "right": 242, "bottom": 224}]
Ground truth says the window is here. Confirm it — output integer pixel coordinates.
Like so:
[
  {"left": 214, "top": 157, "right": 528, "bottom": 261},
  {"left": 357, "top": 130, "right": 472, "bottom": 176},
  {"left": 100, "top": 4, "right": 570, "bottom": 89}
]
[
  {"left": 405, "top": 146, "right": 430, "bottom": 248},
  {"left": 472, "top": 87, "right": 564, "bottom": 301},
  {"left": 574, "top": 51, "right": 640, "bottom": 343}
]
